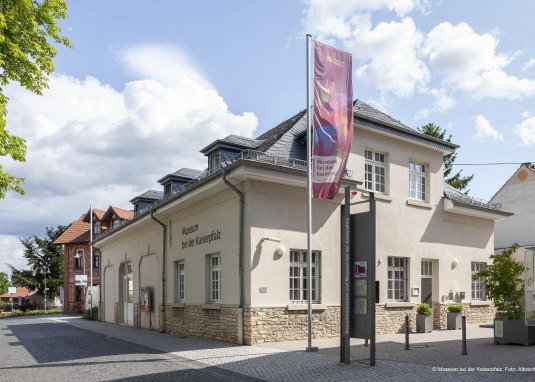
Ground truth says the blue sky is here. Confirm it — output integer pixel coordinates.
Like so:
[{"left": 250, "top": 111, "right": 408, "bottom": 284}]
[{"left": 1, "top": 0, "right": 535, "bottom": 275}]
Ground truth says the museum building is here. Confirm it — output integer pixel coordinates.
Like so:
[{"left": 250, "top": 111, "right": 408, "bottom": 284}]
[{"left": 94, "top": 100, "right": 511, "bottom": 344}]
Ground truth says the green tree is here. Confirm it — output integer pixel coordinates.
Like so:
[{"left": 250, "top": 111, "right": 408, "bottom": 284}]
[
  {"left": 8, "top": 226, "right": 66, "bottom": 299},
  {"left": 418, "top": 122, "right": 474, "bottom": 193},
  {"left": 473, "top": 244, "right": 527, "bottom": 319},
  {"left": 0, "top": 0, "right": 72, "bottom": 198},
  {"left": 0, "top": 271, "right": 9, "bottom": 295}
]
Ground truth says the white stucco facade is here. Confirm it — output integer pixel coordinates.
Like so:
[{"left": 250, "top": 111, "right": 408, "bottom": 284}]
[{"left": 94, "top": 103, "right": 510, "bottom": 344}]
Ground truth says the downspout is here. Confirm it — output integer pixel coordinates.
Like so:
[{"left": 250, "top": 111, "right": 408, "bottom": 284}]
[
  {"left": 151, "top": 210, "right": 167, "bottom": 333},
  {"left": 222, "top": 170, "right": 245, "bottom": 344}
]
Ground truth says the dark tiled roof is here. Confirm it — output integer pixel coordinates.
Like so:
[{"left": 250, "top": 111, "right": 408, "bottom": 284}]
[
  {"left": 171, "top": 168, "right": 204, "bottom": 179},
  {"left": 443, "top": 183, "right": 505, "bottom": 211},
  {"left": 200, "top": 134, "right": 263, "bottom": 154},
  {"left": 129, "top": 190, "right": 164, "bottom": 203}
]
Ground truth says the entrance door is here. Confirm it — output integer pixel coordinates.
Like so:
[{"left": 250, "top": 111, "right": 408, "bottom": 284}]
[
  {"left": 421, "top": 260, "right": 433, "bottom": 305},
  {"left": 123, "top": 263, "right": 133, "bottom": 325}
]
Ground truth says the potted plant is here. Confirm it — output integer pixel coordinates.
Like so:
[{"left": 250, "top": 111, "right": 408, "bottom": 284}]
[
  {"left": 473, "top": 244, "right": 535, "bottom": 345},
  {"left": 447, "top": 304, "right": 463, "bottom": 329},
  {"left": 416, "top": 303, "right": 433, "bottom": 333}
]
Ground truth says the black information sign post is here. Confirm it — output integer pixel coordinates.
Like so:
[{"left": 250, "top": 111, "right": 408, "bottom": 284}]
[{"left": 340, "top": 187, "right": 376, "bottom": 366}]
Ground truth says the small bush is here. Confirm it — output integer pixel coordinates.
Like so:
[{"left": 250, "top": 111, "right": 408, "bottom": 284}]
[
  {"left": 0, "top": 309, "right": 61, "bottom": 319},
  {"left": 448, "top": 304, "right": 464, "bottom": 313},
  {"left": 417, "top": 303, "right": 432, "bottom": 316},
  {"left": 83, "top": 306, "right": 98, "bottom": 320}
]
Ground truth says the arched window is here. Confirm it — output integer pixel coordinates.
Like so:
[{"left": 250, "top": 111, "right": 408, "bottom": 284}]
[{"left": 75, "top": 249, "right": 84, "bottom": 268}]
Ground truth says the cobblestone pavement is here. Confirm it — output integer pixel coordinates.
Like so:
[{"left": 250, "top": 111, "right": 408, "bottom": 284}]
[{"left": 3, "top": 315, "right": 535, "bottom": 382}]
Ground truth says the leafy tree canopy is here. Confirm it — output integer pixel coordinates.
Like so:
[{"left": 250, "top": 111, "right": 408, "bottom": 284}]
[
  {"left": 418, "top": 122, "right": 474, "bottom": 193},
  {"left": 0, "top": 271, "right": 9, "bottom": 295},
  {"left": 0, "top": 0, "right": 72, "bottom": 198},
  {"left": 9, "top": 225, "right": 66, "bottom": 296},
  {"left": 473, "top": 244, "right": 527, "bottom": 319}
]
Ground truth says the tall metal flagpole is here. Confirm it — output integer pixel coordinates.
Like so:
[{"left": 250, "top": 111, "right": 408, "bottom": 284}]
[
  {"left": 90, "top": 205, "right": 93, "bottom": 310},
  {"left": 306, "top": 33, "right": 317, "bottom": 352}
]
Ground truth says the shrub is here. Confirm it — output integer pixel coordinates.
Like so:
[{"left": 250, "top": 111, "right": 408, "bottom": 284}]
[
  {"left": 417, "top": 303, "right": 432, "bottom": 316},
  {"left": 83, "top": 306, "right": 98, "bottom": 320},
  {"left": 448, "top": 304, "right": 464, "bottom": 313}
]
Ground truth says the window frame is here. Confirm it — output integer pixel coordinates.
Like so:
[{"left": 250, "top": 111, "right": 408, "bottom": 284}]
[
  {"left": 387, "top": 257, "right": 408, "bottom": 302},
  {"left": 289, "top": 249, "right": 321, "bottom": 304},
  {"left": 364, "top": 149, "right": 387, "bottom": 194},
  {"left": 176, "top": 260, "right": 185, "bottom": 303},
  {"left": 409, "top": 160, "right": 427, "bottom": 201},
  {"left": 209, "top": 254, "right": 221, "bottom": 303},
  {"left": 75, "top": 249, "right": 84, "bottom": 269},
  {"left": 93, "top": 254, "right": 100, "bottom": 268},
  {"left": 471, "top": 262, "right": 486, "bottom": 301}
]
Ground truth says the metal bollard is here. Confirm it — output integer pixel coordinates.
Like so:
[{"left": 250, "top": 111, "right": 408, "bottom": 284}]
[
  {"left": 461, "top": 315, "right": 468, "bottom": 355},
  {"left": 365, "top": 338, "right": 369, "bottom": 347},
  {"left": 405, "top": 314, "right": 410, "bottom": 350}
]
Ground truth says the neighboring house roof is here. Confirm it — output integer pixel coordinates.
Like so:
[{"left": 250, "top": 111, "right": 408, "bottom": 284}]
[
  {"left": 102, "top": 206, "right": 134, "bottom": 221},
  {"left": 54, "top": 215, "right": 90, "bottom": 244},
  {"left": 130, "top": 190, "right": 164, "bottom": 203},
  {"left": 490, "top": 162, "right": 535, "bottom": 201},
  {"left": 83, "top": 208, "right": 106, "bottom": 223},
  {"left": 0, "top": 287, "right": 30, "bottom": 299}
]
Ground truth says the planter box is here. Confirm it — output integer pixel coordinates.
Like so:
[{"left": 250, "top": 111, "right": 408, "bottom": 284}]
[
  {"left": 447, "top": 312, "right": 462, "bottom": 330},
  {"left": 494, "top": 319, "right": 535, "bottom": 346},
  {"left": 416, "top": 314, "right": 433, "bottom": 333}
]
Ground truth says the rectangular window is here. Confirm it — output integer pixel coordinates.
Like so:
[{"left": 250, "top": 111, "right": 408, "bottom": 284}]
[
  {"left": 388, "top": 257, "right": 408, "bottom": 302},
  {"left": 75, "top": 256, "right": 83, "bottom": 269},
  {"left": 177, "top": 261, "right": 185, "bottom": 302},
  {"left": 365, "top": 150, "right": 386, "bottom": 193},
  {"left": 409, "top": 161, "right": 427, "bottom": 201},
  {"left": 93, "top": 255, "right": 100, "bottom": 268},
  {"left": 471, "top": 262, "right": 486, "bottom": 300},
  {"left": 93, "top": 221, "right": 101, "bottom": 234},
  {"left": 209, "top": 153, "right": 220, "bottom": 172},
  {"left": 209, "top": 255, "right": 221, "bottom": 303},
  {"left": 289, "top": 250, "right": 320, "bottom": 303}
]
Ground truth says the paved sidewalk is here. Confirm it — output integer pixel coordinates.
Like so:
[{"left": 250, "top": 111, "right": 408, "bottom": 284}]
[{"left": 48, "top": 316, "right": 535, "bottom": 382}]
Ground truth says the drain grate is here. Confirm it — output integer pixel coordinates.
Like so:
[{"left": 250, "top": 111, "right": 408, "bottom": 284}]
[{"left": 409, "top": 344, "right": 430, "bottom": 348}]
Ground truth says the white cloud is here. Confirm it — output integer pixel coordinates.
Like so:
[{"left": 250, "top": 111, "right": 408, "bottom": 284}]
[
  {"left": 521, "top": 58, "right": 535, "bottom": 72},
  {"left": 423, "top": 22, "right": 535, "bottom": 100},
  {"left": 0, "top": 235, "right": 25, "bottom": 276},
  {"left": 521, "top": 111, "right": 531, "bottom": 118},
  {"left": 514, "top": 116, "right": 535, "bottom": 146},
  {"left": 473, "top": 115, "right": 504, "bottom": 141},
  {"left": 1, "top": 44, "right": 258, "bottom": 242}
]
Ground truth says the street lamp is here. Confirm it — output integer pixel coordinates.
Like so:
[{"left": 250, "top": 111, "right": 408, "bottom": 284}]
[{"left": 33, "top": 265, "right": 50, "bottom": 311}]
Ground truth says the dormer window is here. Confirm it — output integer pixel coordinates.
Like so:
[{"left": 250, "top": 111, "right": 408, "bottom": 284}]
[
  {"left": 93, "top": 221, "right": 101, "bottom": 234},
  {"left": 209, "top": 153, "right": 220, "bottom": 171},
  {"left": 113, "top": 219, "right": 121, "bottom": 228},
  {"left": 165, "top": 183, "right": 172, "bottom": 196}
]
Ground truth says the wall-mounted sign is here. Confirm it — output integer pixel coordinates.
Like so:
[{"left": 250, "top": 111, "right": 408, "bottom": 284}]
[
  {"left": 355, "top": 261, "right": 367, "bottom": 278},
  {"left": 8, "top": 287, "right": 16, "bottom": 294},
  {"left": 181, "top": 223, "right": 222, "bottom": 249},
  {"left": 75, "top": 275, "right": 87, "bottom": 286},
  {"left": 139, "top": 287, "right": 152, "bottom": 312}
]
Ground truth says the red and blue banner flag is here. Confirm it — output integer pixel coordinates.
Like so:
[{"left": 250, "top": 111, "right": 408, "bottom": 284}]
[{"left": 312, "top": 41, "right": 353, "bottom": 199}]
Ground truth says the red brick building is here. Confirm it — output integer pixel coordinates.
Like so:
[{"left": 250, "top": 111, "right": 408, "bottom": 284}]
[{"left": 55, "top": 207, "right": 133, "bottom": 314}]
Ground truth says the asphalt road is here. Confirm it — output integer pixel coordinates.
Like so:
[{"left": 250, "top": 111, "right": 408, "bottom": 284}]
[{"left": 0, "top": 316, "right": 265, "bottom": 382}]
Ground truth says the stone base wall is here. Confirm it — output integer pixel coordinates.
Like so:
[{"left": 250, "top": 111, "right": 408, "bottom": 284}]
[
  {"left": 163, "top": 305, "right": 242, "bottom": 344},
  {"left": 114, "top": 302, "right": 119, "bottom": 324},
  {"left": 434, "top": 302, "right": 495, "bottom": 328},
  {"left": 133, "top": 303, "right": 140, "bottom": 328},
  {"left": 245, "top": 306, "right": 340, "bottom": 345},
  {"left": 98, "top": 302, "right": 105, "bottom": 321}
]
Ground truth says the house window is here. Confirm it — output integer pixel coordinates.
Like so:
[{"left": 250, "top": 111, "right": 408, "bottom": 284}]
[
  {"left": 164, "top": 183, "right": 172, "bottom": 197},
  {"left": 388, "top": 257, "right": 408, "bottom": 302},
  {"left": 409, "top": 161, "right": 427, "bottom": 201},
  {"left": 93, "top": 255, "right": 100, "bottom": 268},
  {"left": 75, "top": 249, "right": 84, "bottom": 268},
  {"left": 93, "top": 221, "right": 101, "bottom": 234},
  {"left": 289, "top": 250, "right": 320, "bottom": 303},
  {"left": 75, "top": 286, "right": 83, "bottom": 302},
  {"left": 209, "top": 255, "right": 221, "bottom": 303},
  {"left": 209, "top": 153, "right": 220, "bottom": 172},
  {"left": 365, "top": 150, "right": 386, "bottom": 193},
  {"left": 471, "top": 262, "right": 486, "bottom": 300},
  {"left": 176, "top": 261, "right": 185, "bottom": 303},
  {"left": 113, "top": 219, "right": 121, "bottom": 228}
]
